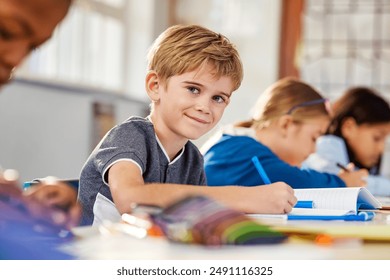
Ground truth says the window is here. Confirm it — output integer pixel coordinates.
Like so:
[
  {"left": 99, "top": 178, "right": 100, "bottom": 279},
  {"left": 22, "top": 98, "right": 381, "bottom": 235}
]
[
  {"left": 300, "top": 0, "right": 390, "bottom": 99},
  {"left": 16, "top": 0, "right": 127, "bottom": 93}
]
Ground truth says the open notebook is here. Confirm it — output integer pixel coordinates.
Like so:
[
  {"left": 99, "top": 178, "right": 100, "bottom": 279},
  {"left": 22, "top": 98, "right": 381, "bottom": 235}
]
[{"left": 250, "top": 187, "right": 382, "bottom": 221}]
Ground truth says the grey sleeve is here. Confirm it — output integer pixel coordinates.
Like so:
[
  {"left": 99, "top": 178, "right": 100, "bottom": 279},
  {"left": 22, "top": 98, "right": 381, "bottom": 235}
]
[
  {"left": 93, "top": 122, "right": 149, "bottom": 178},
  {"left": 199, "top": 170, "right": 207, "bottom": 186}
]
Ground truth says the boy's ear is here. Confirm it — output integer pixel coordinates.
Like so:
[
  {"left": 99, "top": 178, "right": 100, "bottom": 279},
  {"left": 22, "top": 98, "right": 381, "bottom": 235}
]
[
  {"left": 145, "top": 71, "right": 160, "bottom": 102},
  {"left": 341, "top": 117, "right": 358, "bottom": 139}
]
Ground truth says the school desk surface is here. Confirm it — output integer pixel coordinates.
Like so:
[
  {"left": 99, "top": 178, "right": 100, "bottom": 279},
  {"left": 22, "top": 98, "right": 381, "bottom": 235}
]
[{"left": 64, "top": 211, "right": 390, "bottom": 260}]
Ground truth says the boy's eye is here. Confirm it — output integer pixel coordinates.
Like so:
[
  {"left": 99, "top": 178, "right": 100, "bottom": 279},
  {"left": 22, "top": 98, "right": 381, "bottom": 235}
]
[
  {"left": 187, "top": 86, "right": 200, "bottom": 94},
  {"left": 212, "top": 95, "right": 226, "bottom": 104}
]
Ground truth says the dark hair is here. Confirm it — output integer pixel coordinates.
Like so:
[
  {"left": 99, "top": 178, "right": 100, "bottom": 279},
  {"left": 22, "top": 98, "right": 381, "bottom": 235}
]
[{"left": 328, "top": 87, "right": 390, "bottom": 136}]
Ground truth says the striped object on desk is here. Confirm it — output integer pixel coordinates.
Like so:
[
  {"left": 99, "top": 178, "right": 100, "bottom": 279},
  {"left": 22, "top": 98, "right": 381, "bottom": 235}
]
[{"left": 152, "top": 196, "right": 287, "bottom": 246}]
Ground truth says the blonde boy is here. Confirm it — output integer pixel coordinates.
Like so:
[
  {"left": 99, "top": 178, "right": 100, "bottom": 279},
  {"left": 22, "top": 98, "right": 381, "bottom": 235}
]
[{"left": 78, "top": 25, "right": 296, "bottom": 225}]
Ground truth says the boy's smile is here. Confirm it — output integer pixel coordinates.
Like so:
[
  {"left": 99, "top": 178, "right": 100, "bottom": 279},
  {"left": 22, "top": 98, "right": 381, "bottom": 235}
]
[
  {"left": 184, "top": 114, "right": 211, "bottom": 125},
  {"left": 148, "top": 64, "right": 234, "bottom": 158}
]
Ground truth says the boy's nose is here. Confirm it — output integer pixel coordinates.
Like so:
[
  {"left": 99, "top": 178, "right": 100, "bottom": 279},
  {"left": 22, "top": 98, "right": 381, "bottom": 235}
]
[{"left": 195, "top": 97, "right": 211, "bottom": 114}]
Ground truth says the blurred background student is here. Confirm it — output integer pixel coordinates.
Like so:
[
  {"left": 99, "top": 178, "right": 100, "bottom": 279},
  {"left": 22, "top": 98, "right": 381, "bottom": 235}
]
[
  {"left": 303, "top": 87, "right": 390, "bottom": 196},
  {"left": 202, "top": 77, "right": 368, "bottom": 189}
]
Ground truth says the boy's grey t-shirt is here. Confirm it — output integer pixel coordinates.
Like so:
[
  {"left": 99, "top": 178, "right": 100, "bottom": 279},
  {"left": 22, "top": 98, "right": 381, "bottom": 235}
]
[{"left": 78, "top": 116, "right": 206, "bottom": 226}]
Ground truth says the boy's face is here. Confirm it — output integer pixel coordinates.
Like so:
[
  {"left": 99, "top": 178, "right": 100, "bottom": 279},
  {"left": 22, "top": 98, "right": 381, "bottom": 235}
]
[
  {"left": 0, "top": 0, "right": 70, "bottom": 86},
  {"left": 151, "top": 64, "right": 234, "bottom": 141}
]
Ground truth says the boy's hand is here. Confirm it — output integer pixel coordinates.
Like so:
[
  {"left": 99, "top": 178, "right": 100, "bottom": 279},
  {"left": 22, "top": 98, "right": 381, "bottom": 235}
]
[{"left": 247, "top": 182, "right": 297, "bottom": 214}]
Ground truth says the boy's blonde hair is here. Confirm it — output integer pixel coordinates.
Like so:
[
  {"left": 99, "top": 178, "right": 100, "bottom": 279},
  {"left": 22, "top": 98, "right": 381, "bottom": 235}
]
[
  {"left": 147, "top": 24, "right": 243, "bottom": 91},
  {"left": 236, "top": 77, "right": 330, "bottom": 129}
]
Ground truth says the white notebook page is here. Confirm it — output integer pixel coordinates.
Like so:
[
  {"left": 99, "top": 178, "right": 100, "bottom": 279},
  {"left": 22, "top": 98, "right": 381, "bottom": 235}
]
[{"left": 294, "top": 188, "right": 361, "bottom": 213}]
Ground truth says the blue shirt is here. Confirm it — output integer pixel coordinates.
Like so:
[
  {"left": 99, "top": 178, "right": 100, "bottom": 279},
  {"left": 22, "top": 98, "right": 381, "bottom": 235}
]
[{"left": 204, "top": 134, "right": 345, "bottom": 188}]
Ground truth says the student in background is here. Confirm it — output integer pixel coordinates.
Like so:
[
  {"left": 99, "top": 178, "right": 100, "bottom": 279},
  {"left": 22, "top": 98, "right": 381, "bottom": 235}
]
[
  {"left": 203, "top": 77, "right": 368, "bottom": 189},
  {"left": 303, "top": 87, "right": 390, "bottom": 196},
  {"left": 78, "top": 25, "right": 297, "bottom": 226},
  {"left": 0, "top": 0, "right": 79, "bottom": 259}
]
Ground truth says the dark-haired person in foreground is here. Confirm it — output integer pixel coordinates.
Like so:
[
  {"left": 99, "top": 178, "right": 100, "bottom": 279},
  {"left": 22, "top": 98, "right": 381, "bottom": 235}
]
[{"left": 0, "top": 0, "right": 80, "bottom": 259}]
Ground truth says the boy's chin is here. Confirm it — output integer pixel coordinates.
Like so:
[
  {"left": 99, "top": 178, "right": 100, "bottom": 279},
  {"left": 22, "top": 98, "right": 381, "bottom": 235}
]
[
  {"left": 182, "top": 129, "right": 211, "bottom": 141},
  {"left": 187, "top": 135, "right": 202, "bottom": 141},
  {"left": 186, "top": 132, "right": 209, "bottom": 141}
]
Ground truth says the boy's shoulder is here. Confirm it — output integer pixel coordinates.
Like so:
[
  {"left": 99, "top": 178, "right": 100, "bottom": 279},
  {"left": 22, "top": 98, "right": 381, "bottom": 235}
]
[
  {"left": 115, "top": 116, "right": 154, "bottom": 133},
  {"left": 122, "top": 116, "right": 152, "bottom": 126},
  {"left": 102, "top": 116, "right": 155, "bottom": 144}
]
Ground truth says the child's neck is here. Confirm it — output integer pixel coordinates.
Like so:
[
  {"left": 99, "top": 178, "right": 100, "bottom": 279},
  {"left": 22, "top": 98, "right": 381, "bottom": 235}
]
[{"left": 149, "top": 115, "right": 188, "bottom": 161}]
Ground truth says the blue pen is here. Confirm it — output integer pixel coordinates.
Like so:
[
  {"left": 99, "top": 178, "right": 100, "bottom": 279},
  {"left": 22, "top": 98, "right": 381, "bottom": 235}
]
[
  {"left": 251, "top": 156, "right": 271, "bottom": 184},
  {"left": 251, "top": 156, "right": 315, "bottom": 209},
  {"left": 295, "top": 200, "right": 314, "bottom": 209}
]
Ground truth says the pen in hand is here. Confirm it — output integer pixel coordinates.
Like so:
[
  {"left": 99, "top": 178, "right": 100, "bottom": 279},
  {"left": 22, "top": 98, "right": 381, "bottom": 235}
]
[
  {"left": 251, "top": 156, "right": 271, "bottom": 184},
  {"left": 336, "top": 162, "right": 350, "bottom": 172},
  {"left": 251, "top": 156, "right": 313, "bottom": 209}
]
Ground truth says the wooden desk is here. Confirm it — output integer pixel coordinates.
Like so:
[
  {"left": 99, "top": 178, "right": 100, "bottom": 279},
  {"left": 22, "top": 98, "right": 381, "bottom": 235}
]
[{"left": 66, "top": 211, "right": 390, "bottom": 260}]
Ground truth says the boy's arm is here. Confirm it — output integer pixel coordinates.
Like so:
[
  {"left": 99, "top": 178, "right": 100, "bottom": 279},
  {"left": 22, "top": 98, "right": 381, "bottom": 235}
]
[{"left": 108, "top": 161, "right": 297, "bottom": 215}]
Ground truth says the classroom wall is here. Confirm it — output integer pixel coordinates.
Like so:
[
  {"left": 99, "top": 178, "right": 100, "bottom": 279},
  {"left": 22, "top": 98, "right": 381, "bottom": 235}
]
[{"left": 0, "top": 79, "right": 148, "bottom": 183}]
